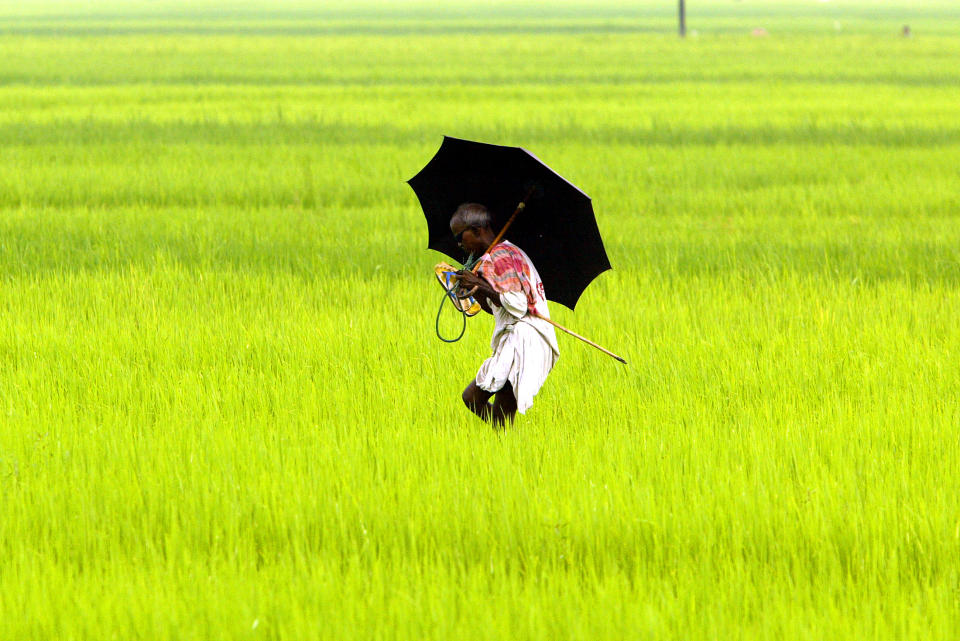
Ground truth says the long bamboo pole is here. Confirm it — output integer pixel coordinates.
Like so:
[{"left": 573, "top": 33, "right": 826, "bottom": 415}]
[
  {"left": 464, "top": 190, "right": 627, "bottom": 365},
  {"left": 533, "top": 312, "right": 627, "bottom": 364},
  {"left": 469, "top": 187, "right": 534, "bottom": 275}
]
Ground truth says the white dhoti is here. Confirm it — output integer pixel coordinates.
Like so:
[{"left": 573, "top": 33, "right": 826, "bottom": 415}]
[
  {"left": 476, "top": 320, "right": 558, "bottom": 414},
  {"left": 473, "top": 246, "right": 560, "bottom": 416}
]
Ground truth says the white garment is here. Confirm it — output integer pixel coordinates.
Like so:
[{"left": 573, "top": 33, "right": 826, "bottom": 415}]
[{"left": 475, "top": 243, "right": 559, "bottom": 414}]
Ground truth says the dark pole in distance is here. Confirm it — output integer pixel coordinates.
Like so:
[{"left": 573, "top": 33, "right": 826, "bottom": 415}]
[{"left": 679, "top": 0, "right": 686, "bottom": 37}]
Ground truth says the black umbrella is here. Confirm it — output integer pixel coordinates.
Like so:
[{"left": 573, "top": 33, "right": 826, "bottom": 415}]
[{"left": 407, "top": 136, "right": 611, "bottom": 311}]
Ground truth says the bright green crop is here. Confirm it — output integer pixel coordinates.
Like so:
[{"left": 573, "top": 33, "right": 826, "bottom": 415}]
[{"left": 1, "top": 1, "right": 959, "bottom": 639}]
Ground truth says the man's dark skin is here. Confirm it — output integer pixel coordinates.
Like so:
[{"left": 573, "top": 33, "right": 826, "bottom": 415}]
[{"left": 451, "top": 220, "right": 519, "bottom": 427}]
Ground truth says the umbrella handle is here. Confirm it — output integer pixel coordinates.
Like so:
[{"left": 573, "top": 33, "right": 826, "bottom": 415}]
[{"left": 470, "top": 185, "right": 537, "bottom": 274}]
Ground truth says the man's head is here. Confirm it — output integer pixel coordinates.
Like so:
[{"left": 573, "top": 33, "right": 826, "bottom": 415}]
[{"left": 450, "top": 203, "right": 495, "bottom": 255}]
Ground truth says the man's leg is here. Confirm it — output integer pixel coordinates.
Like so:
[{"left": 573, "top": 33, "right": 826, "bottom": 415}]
[
  {"left": 462, "top": 380, "right": 496, "bottom": 422},
  {"left": 463, "top": 380, "right": 518, "bottom": 427},
  {"left": 491, "top": 382, "right": 518, "bottom": 428}
]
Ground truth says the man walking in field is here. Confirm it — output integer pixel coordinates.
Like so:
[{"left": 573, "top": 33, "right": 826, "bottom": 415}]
[{"left": 451, "top": 203, "right": 559, "bottom": 427}]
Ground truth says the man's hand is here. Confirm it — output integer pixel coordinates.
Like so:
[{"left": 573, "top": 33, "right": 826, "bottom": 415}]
[{"left": 455, "top": 269, "right": 498, "bottom": 313}]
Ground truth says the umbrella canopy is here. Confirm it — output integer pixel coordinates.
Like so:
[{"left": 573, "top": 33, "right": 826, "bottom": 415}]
[{"left": 407, "top": 136, "right": 611, "bottom": 310}]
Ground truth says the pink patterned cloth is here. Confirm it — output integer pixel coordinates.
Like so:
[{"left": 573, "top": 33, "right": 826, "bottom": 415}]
[{"left": 478, "top": 242, "right": 545, "bottom": 315}]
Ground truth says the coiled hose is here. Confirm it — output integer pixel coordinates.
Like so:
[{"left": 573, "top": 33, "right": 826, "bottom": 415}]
[{"left": 435, "top": 254, "right": 478, "bottom": 343}]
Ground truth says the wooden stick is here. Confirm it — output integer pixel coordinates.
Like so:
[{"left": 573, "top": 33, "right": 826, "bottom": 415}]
[
  {"left": 470, "top": 186, "right": 536, "bottom": 274},
  {"left": 533, "top": 312, "right": 627, "bottom": 364},
  {"left": 462, "top": 187, "right": 627, "bottom": 365}
]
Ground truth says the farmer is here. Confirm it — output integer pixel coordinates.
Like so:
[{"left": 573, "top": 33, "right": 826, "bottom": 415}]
[{"left": 451, "top": 203, "right": 559, "bottom": 427}]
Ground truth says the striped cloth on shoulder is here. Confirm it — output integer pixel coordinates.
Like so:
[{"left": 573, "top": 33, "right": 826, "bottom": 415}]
[{"left": 480, "top": 242, "right": 538, "bottom": 314}]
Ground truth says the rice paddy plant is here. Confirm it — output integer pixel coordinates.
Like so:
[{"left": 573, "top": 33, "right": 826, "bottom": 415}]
[{"left": 1, "top": 1, "right": 959, "bottom": 639}]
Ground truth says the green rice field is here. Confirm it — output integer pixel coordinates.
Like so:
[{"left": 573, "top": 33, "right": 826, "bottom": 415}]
[{"left": 1, "top": 1, "right": 959, "bottom": 638}]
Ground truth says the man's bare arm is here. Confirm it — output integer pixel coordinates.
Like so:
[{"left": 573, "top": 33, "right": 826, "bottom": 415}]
[{"left": 455, "top": 269, "right": 499, "bottom": 314}]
